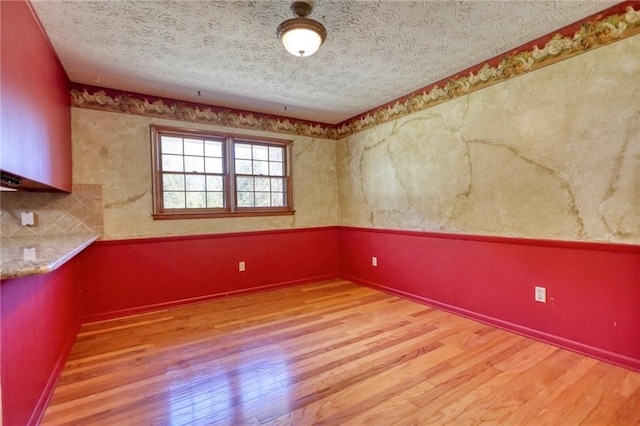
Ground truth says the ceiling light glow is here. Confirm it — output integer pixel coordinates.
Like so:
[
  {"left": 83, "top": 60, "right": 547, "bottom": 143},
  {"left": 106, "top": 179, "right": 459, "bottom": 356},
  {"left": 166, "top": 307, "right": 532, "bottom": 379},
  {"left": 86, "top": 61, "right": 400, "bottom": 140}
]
[{"left": 277, "top": 2, "right": 327, "bottom": 57}]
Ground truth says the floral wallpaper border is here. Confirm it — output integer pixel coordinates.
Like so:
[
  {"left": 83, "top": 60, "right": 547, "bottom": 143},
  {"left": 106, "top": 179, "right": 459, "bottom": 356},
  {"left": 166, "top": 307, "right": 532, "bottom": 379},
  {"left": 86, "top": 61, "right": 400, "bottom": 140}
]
[
  {"left": 70, "top": 85, "right": 335, "bottom": 139},
  {"left": 71, "top": 4, "right": 640, "bottom": 141}
]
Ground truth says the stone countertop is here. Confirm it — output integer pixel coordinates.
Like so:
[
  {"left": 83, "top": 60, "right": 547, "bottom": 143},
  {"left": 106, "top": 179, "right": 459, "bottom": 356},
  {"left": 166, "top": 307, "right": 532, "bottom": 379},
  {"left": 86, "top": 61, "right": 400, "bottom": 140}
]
[{"left": 0, "top": 233, "right": 99, "bottom": 280}]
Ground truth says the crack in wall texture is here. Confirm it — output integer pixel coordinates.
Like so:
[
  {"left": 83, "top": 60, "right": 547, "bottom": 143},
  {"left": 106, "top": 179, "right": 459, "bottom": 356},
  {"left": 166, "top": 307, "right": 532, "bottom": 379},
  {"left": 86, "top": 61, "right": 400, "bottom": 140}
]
[{"left": 337, "top": 35, "right": 640, "bottom": 244}]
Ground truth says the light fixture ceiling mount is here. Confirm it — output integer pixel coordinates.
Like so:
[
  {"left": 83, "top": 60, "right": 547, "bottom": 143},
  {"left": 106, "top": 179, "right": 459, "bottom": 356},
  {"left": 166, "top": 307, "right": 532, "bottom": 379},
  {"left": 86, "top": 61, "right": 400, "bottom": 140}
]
[{"left": 277, "top": 1, "right": 327, "bottom": 57}]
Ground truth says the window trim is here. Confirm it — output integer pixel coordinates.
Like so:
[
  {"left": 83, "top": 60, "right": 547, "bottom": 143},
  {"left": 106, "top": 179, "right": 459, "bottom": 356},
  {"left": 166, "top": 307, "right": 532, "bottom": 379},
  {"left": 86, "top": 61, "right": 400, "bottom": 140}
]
[{"left": 150, "top": 125, "right": 294, "bottom": 220}]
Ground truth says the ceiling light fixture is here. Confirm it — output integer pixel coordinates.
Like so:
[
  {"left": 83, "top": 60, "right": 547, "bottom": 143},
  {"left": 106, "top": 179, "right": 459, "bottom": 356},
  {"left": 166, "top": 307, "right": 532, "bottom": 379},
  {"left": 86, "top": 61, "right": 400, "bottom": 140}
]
[{"left": 277, "top": 1, "right": 327, "bottom": 57}]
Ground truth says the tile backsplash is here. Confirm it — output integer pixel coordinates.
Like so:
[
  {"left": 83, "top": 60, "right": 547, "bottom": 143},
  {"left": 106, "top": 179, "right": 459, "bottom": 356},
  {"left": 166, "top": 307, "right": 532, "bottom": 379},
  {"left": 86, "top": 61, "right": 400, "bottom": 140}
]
[{"left": 0, "top": 184, "right": 103, "bottom": 238}]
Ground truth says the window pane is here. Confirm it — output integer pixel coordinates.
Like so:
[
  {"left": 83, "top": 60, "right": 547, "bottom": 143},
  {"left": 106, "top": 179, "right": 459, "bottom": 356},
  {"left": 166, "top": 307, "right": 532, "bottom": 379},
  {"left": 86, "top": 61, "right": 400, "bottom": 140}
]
[
  {"left": 185, "top": 174, "right": 206, "bottom": 191},
  {"left": 255, "top": 177, "right": 270, "bottom": 191},
  {"left": 184, "top": 156, "right": 205, "bottom": 173},
  {"left": 236, "top": 159, "right": 252, "bottom": 174},
  {"left": 253, "top": 145, "right": 268, "bottom": 160},
  {"left": 162, "top": 154, "right": 183, "bottom": 172},
  {"left": 204, "top": 140, "right": 222, "bottom": 157},
  {"left": 269, "top": 146, "right": 283, "bottom": 161},
  {"left": 164, "top": 191, "right": 185, "bottom": 209},
  {"left": 253, "top": 161, "right": 268, "bottom": 175},
  {"left": 186, "top": 192, "right": 206, "bottom": 208},
  {"left": 206, "top": 175, "right": 223, "bottom": 191},
  {"left": 235, "top": 143, "right": 252, "bottom": 159},
  {"left": 269, "top": 162, "right": 284, "bottom": 176},
  {"left": 184, "top": 138, "right": 204, "bottom": 156},
  {"left": 271, "top": 193, "right": 284, "bottom": 207},
  {"left": 162, "top": 137, "right": 183, "bottom": 154},
  {"left": 206, "top": 192, "right": 224, "bottom": 208},
  {"left": 237, "top": 192, "right": 254, "bottom": 207},
  {"left": 255, "top": 192, "right": 270, "bottom": 207},
  {"left": 163, "top": 174, "right": 185, "bottom": 191},
  {"left": 271, "top": 178, "right": 284, "bottom": 191},
  {"left": 205, "top": 157, "right": 223, "bottom": 174},
  {"left": 237, "top": 176, "right": 254, "bottom": 191}
]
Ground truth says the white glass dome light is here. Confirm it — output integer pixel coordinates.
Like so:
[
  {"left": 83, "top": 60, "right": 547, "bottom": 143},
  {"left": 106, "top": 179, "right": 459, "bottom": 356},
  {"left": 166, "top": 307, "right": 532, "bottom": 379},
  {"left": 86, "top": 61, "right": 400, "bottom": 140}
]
[
  {"left": 281, "top": 27, "right": 323, "bottom": 57},
  {"left": 277, "top": 2, "right": 327, "bottom": 57}
]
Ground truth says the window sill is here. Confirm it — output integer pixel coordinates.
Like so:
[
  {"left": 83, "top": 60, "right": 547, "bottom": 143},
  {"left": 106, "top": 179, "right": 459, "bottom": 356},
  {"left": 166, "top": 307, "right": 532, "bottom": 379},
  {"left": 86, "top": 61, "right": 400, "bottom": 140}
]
[{"left": 152, "top": 210, "right": 295, "bottom": 220}]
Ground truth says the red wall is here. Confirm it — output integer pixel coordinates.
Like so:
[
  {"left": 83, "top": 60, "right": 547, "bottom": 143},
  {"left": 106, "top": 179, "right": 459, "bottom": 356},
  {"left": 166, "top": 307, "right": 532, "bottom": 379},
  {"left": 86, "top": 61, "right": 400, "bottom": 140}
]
[
  {"left": 1, "top": 259, "right": 81, "bottom": 426},
  {"left": 78, "top": 227, "right": 341, "bottom": 321},
  {"left": 77, "top": 225, "right": 639, "bottom": 371},
  {"left": 0, "top": 0, "right": 71, "bottom": 191},
  {"left": 339, "top": 227, "right": 640, "bottom": 371}
]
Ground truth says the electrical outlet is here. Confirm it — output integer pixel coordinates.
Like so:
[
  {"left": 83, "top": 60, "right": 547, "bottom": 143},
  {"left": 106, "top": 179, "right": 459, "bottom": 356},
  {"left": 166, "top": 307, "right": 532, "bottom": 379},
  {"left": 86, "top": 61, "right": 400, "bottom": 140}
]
[
  {"left": 21, "top": 211, "right": 35, "bottom": 226},
  {"left": 372, "top": 256, "right": 377, "bottom": 267},
  {"left": 535, "top": 286, "right": 546, "bottom": 303},
  {"left": 23, "top": 247, "right": 36, "bottom": 261},
  {"left": 239, "top": 261, "right": 246, "bottom": 272}
]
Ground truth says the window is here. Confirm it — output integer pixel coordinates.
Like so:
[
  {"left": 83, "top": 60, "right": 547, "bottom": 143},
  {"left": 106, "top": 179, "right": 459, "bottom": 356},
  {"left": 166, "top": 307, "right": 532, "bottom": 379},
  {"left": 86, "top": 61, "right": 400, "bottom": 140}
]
[{"left": 151, "top": 125, "right": 293, "bottom": 219}]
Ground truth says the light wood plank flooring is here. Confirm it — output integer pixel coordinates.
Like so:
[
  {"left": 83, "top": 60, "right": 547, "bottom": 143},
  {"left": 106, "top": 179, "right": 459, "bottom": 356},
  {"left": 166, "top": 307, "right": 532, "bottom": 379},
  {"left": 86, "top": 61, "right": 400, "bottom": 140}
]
[{"left": 42, "top": 279, "right": 640, "bottom": 425}]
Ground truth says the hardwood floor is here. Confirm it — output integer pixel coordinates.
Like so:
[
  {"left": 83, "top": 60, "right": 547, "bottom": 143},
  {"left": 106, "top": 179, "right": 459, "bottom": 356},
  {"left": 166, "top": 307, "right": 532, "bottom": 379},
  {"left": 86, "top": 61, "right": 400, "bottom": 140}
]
[{"left": 42, "top": 279, "right": 640, "bottom": 425}]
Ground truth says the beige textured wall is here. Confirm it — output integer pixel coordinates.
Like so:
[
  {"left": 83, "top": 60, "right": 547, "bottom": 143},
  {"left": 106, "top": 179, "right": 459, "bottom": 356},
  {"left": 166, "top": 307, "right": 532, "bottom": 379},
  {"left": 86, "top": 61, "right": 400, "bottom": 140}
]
[
  {"left": 73, "top": 35, "right": 639, "bottom": 244},
  {"left": 338, "top": 35, "right": 640, "bottom": 244},
  {"left": 72, "top": 109, "right": 337, "bottom": 240}
]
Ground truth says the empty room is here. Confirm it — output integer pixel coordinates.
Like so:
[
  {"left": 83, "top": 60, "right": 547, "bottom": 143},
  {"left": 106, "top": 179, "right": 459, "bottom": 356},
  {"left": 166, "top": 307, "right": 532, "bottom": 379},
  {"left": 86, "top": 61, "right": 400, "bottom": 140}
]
[{"left": 1, "top": 0, "right": 639, "bottom": 424}]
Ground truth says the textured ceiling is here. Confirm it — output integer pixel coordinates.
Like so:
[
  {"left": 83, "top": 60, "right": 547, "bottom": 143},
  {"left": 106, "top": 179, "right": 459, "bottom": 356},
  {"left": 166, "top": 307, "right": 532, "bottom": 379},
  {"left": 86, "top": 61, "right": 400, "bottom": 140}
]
[{"left": 31, "top": 0, "right": 617, "bottom": 124}]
